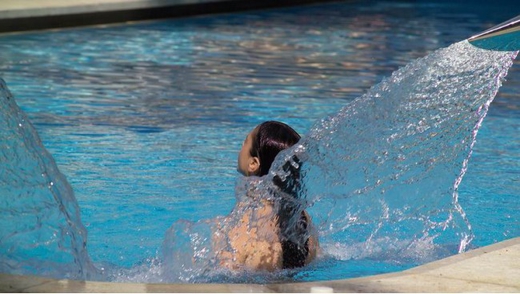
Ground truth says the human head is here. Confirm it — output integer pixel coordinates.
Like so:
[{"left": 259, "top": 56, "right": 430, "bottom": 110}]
[{"left": 238, "top": 121, "right": 301, "bottom": 177}]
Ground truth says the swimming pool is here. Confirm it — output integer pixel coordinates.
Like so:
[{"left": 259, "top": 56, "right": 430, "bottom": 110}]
[{"left": 0, "top": 0, "right": 519, "bottom": 283}]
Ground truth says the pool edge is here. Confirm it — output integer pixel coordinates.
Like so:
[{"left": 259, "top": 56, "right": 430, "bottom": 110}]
[
  {"left": 0, "top": 0, "right": 350, "bottom": 34},
  {"left": 1, "top": 237, "right": 519, "bottom": 292}
]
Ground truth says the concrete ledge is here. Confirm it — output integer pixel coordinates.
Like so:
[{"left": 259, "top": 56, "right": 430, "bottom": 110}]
[
  {"left": 0, "top": 0, "right": 342, "bottom": 34},
  {"left": 0, "top": 0, "right": 218, "bottom": 19},
  {"left": 1, "top": 237, "right": 519, "bottom": 292}
]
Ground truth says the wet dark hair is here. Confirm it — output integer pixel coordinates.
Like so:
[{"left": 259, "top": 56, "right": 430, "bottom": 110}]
[
  {"left": 250, "top": 121, "right": 308, "bottom": 269},
  {"left": 249, "top": 121, "right": 301, "bottom": 176}
]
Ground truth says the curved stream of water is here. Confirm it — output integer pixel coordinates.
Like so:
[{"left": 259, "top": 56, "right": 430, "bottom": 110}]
[{"left": 0, "top": 40, "right": 517, "bottom": 282}]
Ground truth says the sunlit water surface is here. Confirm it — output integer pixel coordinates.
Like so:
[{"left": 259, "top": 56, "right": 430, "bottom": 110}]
[{"left": 0, "top": 0, "right": 519, "bottom": 283}]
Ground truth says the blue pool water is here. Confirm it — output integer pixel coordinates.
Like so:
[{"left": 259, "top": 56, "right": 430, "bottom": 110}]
[{"left": 1, "top": 0, "right": 519, "bottom": 283}]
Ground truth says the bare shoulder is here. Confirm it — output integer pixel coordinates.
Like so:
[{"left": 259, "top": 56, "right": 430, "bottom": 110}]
[
  {"left": 224, "top": 200, "right": 283, "bottom": 271},
  {"left": 219, "top": 201, "right": 319, "bottom": 271}
]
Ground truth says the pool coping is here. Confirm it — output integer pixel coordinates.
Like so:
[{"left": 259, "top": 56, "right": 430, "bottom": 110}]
[
  {"left": 1, "top": 237, "right": 519, "bottom": 292},
  {"left": 0, "top": 0, "right": 346, "bottom": 34}
]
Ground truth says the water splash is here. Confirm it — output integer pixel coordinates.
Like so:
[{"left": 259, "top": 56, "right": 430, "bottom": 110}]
[
  {"left": 0, "top": 39, "right": 517, "bottom": 283},
  {"left": 161, "top": 41, "right": 517, "bottom": 281},
  {"left": 271, "top": 40, "right": 517, "bottom": 261},
  {"left": 0, "top": 79, "right": 98, "bottom": 280}
]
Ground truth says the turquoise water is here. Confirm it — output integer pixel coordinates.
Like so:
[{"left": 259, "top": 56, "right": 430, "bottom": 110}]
[{"left": 0, "top": 0, "right": 519, "bottom": 283}]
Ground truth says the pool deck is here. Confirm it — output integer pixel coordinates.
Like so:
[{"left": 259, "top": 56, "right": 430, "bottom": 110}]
[
  {"left": 1, "top": 237, "right": 519, "bottom": 292},
  {"left": 0, "top": 0, "right": 340, "bottom": 33}
]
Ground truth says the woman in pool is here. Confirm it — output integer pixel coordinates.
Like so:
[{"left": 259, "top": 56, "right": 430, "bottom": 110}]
[{"left": 218, "top": 121, "right": 318, "bottom": 271}]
